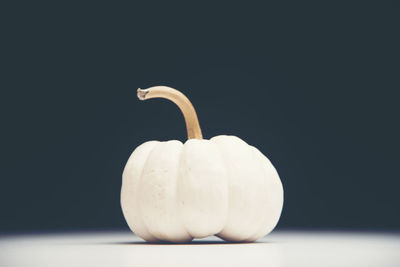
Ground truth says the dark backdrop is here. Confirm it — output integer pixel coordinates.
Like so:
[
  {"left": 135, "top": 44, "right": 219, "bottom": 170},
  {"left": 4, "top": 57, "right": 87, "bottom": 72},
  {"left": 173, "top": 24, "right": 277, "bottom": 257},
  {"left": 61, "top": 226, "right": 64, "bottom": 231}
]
[{"left": 1, "top": 2, "right": 399, "bottom": 233}]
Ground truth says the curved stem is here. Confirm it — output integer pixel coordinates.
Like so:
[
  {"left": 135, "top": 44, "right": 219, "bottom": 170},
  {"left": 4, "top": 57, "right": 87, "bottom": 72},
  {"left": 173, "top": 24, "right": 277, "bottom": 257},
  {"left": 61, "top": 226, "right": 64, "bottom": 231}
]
[{"left": 137, "top": 86, "right": 203, "bottom": 140}]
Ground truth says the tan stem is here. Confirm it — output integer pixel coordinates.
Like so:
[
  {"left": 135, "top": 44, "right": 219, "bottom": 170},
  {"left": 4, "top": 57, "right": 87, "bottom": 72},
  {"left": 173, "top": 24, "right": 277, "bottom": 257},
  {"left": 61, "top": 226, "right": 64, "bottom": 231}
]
[{"left": 137, "top": 86, "right": 203, "bottom": 140}]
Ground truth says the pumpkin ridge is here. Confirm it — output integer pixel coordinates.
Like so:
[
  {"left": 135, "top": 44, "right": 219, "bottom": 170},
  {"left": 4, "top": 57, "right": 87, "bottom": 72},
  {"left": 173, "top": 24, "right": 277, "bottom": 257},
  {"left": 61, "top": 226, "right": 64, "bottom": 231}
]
[
  {"left": 175, "top": 142, "right": 194, "bottom": 240},
  {"left": 136, "top": 141, "right": 162, "bottom": 242},
  {"left": 209, "top": 136, "right": 232, "bottom": 240},
  {"left": 122, "top": 141, "right": 161, "bottom": 242}
]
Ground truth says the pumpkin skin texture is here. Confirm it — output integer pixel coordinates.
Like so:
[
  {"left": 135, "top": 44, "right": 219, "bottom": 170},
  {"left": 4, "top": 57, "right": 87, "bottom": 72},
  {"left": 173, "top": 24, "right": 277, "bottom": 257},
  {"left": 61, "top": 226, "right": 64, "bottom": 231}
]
[{"left": 121, "top": 135, "right": 283, "bottom": 243}]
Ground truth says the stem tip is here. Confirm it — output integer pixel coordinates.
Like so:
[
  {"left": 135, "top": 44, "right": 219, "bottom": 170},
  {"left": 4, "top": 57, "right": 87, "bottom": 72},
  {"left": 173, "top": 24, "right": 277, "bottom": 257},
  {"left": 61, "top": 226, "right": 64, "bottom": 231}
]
[{"left": 137, "top": 88, "right": 149, "bottom": 100}]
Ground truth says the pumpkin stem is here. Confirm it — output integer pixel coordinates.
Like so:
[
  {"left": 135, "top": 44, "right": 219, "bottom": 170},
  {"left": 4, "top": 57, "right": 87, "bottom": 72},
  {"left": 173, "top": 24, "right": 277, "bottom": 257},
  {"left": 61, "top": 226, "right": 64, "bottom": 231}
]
[{"left": 137, "top": 86, "right": 203, "bottom": 140}]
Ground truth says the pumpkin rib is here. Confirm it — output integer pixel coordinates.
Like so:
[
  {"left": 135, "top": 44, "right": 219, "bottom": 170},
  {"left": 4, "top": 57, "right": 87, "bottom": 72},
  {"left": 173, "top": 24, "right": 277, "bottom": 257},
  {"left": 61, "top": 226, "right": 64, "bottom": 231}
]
[
  {"left": 121, "top": 141, "right": 161, "bottom": 242},
  {"left": 211, "top": 135, "right": 254, "bottom": 242},
  {"left": 209, "top": 136, "right": 233, "bottom": 241},
  {"left": 246, "top": 146, "right": 284, "bottom": 241},
  {"left": 175, "top": 142, "right": 194, "bottom": 240},
  {"left": 139, "top": 140, "right": 192, "bottom": 243},
  {"left": 243, "top": 146, "right": 272, "bottom": 241},
  {"left": 177, "top": 139, "right": 228, "bottom": 239}
]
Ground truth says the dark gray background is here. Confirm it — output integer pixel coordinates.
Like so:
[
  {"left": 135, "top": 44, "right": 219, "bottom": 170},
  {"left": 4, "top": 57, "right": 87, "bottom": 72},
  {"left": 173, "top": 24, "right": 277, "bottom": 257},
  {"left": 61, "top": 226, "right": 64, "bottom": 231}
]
[{"left": 1, "top": 2, "right": 399, "bottom": 233}]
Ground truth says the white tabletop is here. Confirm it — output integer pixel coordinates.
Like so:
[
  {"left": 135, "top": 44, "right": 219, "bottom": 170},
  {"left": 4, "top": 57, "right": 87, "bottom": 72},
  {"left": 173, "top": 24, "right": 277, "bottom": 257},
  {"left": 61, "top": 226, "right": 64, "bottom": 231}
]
[{"left": 1, "top": 230, "right": 399, "bottom": 267}]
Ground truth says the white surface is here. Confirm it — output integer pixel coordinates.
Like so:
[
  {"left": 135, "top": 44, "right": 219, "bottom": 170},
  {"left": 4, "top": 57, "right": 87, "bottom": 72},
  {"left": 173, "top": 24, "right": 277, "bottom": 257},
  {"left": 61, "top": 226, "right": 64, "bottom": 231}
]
[{"left": 1, "top": 230, "right": 399, "bottom": 267}]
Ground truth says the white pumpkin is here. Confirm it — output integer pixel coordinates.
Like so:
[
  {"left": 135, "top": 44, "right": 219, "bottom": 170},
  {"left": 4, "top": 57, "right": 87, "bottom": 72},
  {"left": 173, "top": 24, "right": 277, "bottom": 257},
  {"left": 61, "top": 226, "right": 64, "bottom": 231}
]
[{"left": 121, "top": 86, "right": 283, "bottom": 243}]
